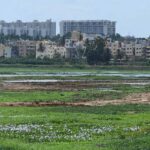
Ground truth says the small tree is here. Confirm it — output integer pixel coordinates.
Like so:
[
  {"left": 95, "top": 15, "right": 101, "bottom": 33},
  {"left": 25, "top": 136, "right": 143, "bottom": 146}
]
[
  {"left": 116, "top": 49, "right": 125, "bottom": 60},
  {"left": 103, "top": 48, "right": 112, "bottom": 63},
  {"left": 38, "top": 43, "right": 45, "bottom": 52}
]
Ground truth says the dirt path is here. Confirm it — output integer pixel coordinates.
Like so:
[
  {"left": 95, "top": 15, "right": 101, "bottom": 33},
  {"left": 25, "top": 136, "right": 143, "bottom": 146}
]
[{"left": 0, "top": 93, "right": 150, "bottom": 107}]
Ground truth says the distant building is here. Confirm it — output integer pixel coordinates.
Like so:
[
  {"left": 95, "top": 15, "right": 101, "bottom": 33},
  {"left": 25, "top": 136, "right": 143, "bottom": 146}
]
[
  {"left": 60, "top": 20, "right": 116, "bottom": 37},
  {"left": 8, "top": 40, "right": 36, "bottom": 58},
  {"left": 106, "top": 38, "right": 146, "bottom": 60},
  {"left": 108, "top": 41, "right": 123, "bottom": 57},
  {"left": 65, "top": 39, "right": 85, "bottom": 59},
  {"left": 124, "top": 43, "right": 134, "bottom": 57},
  {"left": 144, "top": 47, "right": 150, "bottom": 60},
  {"left": 65, "top": 39, "right": 78, "bottom": 49},
  {"left": 0, "top": 19, "right": 56, "bottom": 38},
  {"left": 83, "top": 33, "right": 102, "bottom": 41},
  {"left": 4, "top": 47, "right": 11, "bottom": 58},
  {"left": 16, "top": 40, "right": 36, "bottom": 58},
  {"left": 71, "top": 31, "right": 81, "bottom": 41},
  {"left": 0, "top": 44, "right": 5, "bottom": 57},
  {"left": 36, "top": 41, "right": 67, "bottom": 59},
  {"left": 124, "top": 43, "right": 144, "bottom": 59}
]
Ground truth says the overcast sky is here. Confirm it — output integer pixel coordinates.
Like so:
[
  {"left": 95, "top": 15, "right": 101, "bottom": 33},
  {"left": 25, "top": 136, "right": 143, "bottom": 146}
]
[{"left": 0, "top": 0, "right": 149, "bottom": 37}]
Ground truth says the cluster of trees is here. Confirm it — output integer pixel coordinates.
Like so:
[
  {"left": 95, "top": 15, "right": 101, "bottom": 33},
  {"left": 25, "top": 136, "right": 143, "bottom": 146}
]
[{"left": 85, "top": 37, "right": 111, "bottom": 65}]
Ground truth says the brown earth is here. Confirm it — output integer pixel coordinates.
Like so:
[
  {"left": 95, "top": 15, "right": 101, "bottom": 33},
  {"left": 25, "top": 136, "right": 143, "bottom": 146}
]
[
  {"left": 1, "top": 81, "right": 111, "bottom": 91},
  {"left": 0, "top": 92, "right": 149, "bottom": 107},
  {"left": 1, "top": 80, "right": 148, "bottom": 91}
]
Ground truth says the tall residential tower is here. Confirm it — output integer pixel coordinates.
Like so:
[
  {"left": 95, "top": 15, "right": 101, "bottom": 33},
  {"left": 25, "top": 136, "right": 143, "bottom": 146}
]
[
  {"left": 0, "top": 19, "right": 56, "bottom": 38},
  {"left": 60, "top": 20, "right": 116, "bottom": 36}
]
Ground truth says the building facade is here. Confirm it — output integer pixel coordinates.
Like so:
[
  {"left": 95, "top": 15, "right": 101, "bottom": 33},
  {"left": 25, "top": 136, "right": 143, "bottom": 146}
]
[
  {"left": 144, "top": 47, "right": 150, "bottom": 60},
  {"left": 106, "top": 38, "right": 146, "bottom": 60},
  {"left": 0, "top": 44, "right": 5, "bottom": 57},
  {"left": 124, "top": 43, "right": 144, "bottom": 59},
  {"left": 4, "top": 47, "right": 11, "bottom": 58},
  {"left": 36, "top": 41, "right": 67, "bottom": 59},
  {"left": 16, "top": 40, "right": 37, "bottom": 58},
  {"left": 0, "top": 20, "right": 56, "bottom": 38},
  {"left": 60, "top": 20, "right": 116, "bottom": 36}
]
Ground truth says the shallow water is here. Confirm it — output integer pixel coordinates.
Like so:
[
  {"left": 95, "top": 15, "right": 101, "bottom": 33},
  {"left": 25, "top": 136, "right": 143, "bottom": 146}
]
[
  {"left": 5, "top": 79, "right": 150, "bottom": 86},
  {"left": 5, "top": 79, "right": 82, "bottom": 83},
  {"left": 0, "top": 72, "right": 150, "bottom": 78}
]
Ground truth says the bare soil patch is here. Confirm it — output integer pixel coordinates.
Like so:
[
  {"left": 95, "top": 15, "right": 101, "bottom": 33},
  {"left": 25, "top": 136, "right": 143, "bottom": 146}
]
[{"left": 2, "top": 81, "right": 113, "bottom": 91}]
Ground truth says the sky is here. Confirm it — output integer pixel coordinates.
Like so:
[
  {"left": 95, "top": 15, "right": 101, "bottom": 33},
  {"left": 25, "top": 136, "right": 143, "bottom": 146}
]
[{"left": 0, "top": 0, "right": 150, "bottom": 37}]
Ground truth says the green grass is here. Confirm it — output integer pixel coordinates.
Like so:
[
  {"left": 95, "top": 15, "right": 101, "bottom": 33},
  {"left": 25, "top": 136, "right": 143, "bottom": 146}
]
[
  {"left": 0, "top": 91, "right": 75, "bottom": 102},
  {"left": 0, "top": 65, "right": 150, "bottom": 74},
  {"left": 0, "top": 66, "right": 96, "bottom": 74},
  {"left": 0, "top": 105, "right": 149, "bottom": 150},
  {"left": 0, "top": 85, "right": 150, "bottom": 103}
]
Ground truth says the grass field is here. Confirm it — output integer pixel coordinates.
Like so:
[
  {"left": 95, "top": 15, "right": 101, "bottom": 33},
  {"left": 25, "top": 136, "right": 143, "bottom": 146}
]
[
  {"left": 0, "top": 65, "right": 150, "bottom": 74},
  {"left": 0, "top": 85, "right": 150, "bottom": 102},
  {"left": 0, "top": 65, "right": 150, "bottom": 150},
  {"left": 0, "top": 105, "right": 149, "bottom": 150}
]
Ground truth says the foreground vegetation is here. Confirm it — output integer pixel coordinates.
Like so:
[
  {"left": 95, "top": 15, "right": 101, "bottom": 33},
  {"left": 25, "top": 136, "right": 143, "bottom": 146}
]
[
  {"left": 0, "top": 105, "right": 149, "bottom": 150},
  {"left": 0, "top": 65, "right": 149, "bottom": 149}
]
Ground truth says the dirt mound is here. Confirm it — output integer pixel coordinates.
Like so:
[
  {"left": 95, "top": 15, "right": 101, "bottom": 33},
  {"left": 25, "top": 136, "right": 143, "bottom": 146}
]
[{"left": 0, "top": 92, "right": 149, "bottom": 107}]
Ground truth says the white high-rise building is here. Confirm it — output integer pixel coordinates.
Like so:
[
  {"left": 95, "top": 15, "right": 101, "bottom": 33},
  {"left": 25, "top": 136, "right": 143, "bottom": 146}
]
[
  {"left": 60, "top": 20, "right": 116, "bottom": 36},
  {"left": 0, "top": 20, "right": 56, "bottom": 38}
]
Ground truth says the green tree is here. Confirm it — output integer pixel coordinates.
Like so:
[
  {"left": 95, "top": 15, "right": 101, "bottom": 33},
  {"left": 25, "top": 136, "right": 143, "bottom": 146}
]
[
  {"left": 85, "top": 37, "right": 111, "bottom": 65},
  {"left": 116, "top": 49, "right": 125, "bottom": 60},
  {"left": 37, "top": 43, "right": 45, "bottom": 52},
  {"left": 103, "top": 48, "right": 112, "bottom": 63}
]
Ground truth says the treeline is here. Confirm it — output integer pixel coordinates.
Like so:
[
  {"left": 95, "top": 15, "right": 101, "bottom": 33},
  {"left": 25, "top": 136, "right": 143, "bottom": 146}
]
[
  {"left": 0, "top": 57, "right": 87, "bottom": 65},
  {"left": 0, "top": 57, "right": 150, "bottom": 66}
]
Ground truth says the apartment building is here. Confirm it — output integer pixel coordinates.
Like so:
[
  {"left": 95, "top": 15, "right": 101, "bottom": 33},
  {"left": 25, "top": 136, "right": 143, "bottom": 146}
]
[
  {"left": 144, "top": 47, "right": 150, "bottom": 60},
  {"left": 36, "top": 41, "right": 67, "bottom": 59},
  {"left": 16, "top": 40, "right": 37, "bottom": 58},
  {"left": 107, "top": 41, "right": 122, "bottom": 56},
  {"left": 60, "top": 20, "right": 116, "bottom": 36},
  {"left": 4, "top": 47, "right": 11, "bottom": 58},
  {"left": 106, "top": 38, "right": 146, "bottom": 60},
  {"left": 0, "top": 44, "right": 5, "bottom": 57},
  {"left": 0, "top": 20, "right": 56, "bottom": 38},
  {"left": 0, "top": 44, "right": 12, "bottom": 58},
  {"left": 124, "top": 43, "right": 144, "bottom": 58},
  {"left": 65, "top": 39, "right": 85, "bottom": 59}
]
